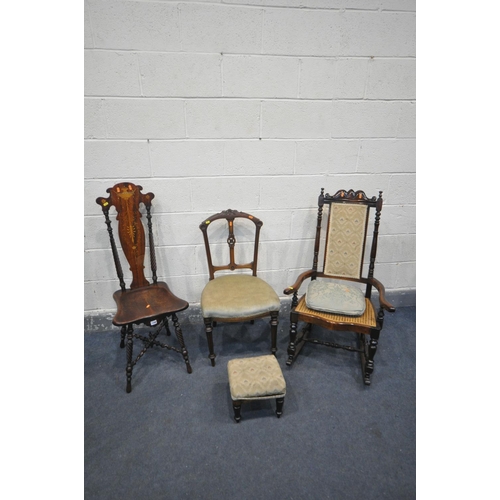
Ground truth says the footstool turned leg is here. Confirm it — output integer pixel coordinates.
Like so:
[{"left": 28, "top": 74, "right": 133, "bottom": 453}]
[
  {"left": 276, "top": 397, "right": 285, "bottom": 418},
  {"left": 233, "top": 401, "right": 242, "bottom": 423}
]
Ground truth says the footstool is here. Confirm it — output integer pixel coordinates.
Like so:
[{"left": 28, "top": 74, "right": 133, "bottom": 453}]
[{"left": 227, "top": 355, "right": 286, "bottom": 423}]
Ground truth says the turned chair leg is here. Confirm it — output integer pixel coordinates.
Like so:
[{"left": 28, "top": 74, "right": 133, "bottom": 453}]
[
  {"left": 276, "top": 397, "right": 285, "bottom": 418},
  {"left": 204, "top": 318, "right": 216, "bottom": 366},
  {"left": 270, "top": 311, "right": 278, "bottom": 356},
  {"left": 286, "top": 319, "right": 298, "bottom": 366},
  {"left": 125, "top": 324, "right": 134, "bottom": 393},
  {"left": 232, "top": 401, "right": 242, "bottom": 423},
  {"left": 171, "top": 313, "right": 193, "bottom": 374},
  {"left": 120, "top": 325, "right": 126, "bottom": 348},
  {"left": 364, "top": 331, "right": 380, "bottom": 386}
]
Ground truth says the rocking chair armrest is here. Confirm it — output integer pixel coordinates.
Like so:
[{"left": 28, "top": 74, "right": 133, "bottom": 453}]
[
  {"left": 284, "top": 270, "right": 314, "bottom": 295},
  {"left": 365, "top": 277, "right": 396, "bottom": 312}
]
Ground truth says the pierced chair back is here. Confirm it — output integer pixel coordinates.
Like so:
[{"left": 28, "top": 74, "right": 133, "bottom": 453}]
[
  {"left": 96, "top": 182, "right": 192, "bottom": 393},
  {"left": 199, "top": 209, "right": 263, "bottom": 280},
  {"left": 198, "top": 209, "right": 280, "bottom": 367}
]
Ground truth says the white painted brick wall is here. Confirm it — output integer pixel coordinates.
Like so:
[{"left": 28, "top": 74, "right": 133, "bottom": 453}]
[
  {"left": 262, "top": 101, "right": 332, "bottom": 138},
  {"left": 139, "top": 53, "right": 222, "bottom": 97},
  {"left": 150, "top": 140, "right": 225, "bottom": 177},
  {"left": 185, "top": 100, "right": 261, "bottom": 138},
  {"left": 104, "top": 99, "right": 186, "bottom": 139},
  {"left": 300, "top": 58, "right": 369, "bottom": 99},
  {"left": 224, "top": 140, "right": 295, "bottom": 175},
  {"left": 179, "top": 4, "right": 263, "bottom": 53},
  {"left": 84, "top": 0, "right": 416, "bottom": 317},
  {"left": 223, "top": 56, "right": 299, "bottom": 98},
  {"left": 262, "top": 9, "right": 341, "bottom": 56}
]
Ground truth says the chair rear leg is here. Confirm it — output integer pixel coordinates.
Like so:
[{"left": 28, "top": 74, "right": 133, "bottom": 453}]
[
  {"left": 120, "top": 325, "right": 126, "bottom": 348},
  {"left": 165, "top": 317, "right": 171, "bottom": 336},
  {"left": 171, "top": 313, "right": 192, "bottom": 374},
  {"left": 204, "top": 318, "right": 216, "bottom": 367},
  {"left": 270, "top": 311, "right": 278, "bottom": 356},
  {"left": 125, "top": 324, "right": 134, "bottom": 393}
]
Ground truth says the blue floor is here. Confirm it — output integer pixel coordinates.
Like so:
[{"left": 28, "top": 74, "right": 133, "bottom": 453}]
[{"left": 85, "top": 306, "right": 416, "bottom": 500}]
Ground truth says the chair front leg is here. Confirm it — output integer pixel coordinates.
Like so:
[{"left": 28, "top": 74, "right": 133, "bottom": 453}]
[
  {"left": 276, "top": 397, "right": 285, "bottom": 418},
  {"left": 286, "top": 313, "right": 298, "bottom": 366},
  {"left": 171, "top": 313, "right": 193, "bottom": 374},
  {"left": 364, "top": 330, "right": 380, "bottom": 386},
  {"left": 204, "top": 318, "right": 216, "bottom": 367},
  {"left": 362, "top": 308, "right": 385, "bottom": 385},
  {"left": 232, "top": 400, "right": 242, "bottom": 423},
  {"left": 270, "top": 311, "right": 278, "bottom": 356}
]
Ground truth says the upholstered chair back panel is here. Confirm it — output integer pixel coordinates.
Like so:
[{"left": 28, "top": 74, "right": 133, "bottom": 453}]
[{"left": 323, "top": 203, "right": 369, "bottom": 279}]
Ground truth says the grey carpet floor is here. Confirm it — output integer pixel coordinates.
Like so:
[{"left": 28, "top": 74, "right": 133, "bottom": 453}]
[{"left": 85, "top": 306, "right": 415, "bottom": 500}]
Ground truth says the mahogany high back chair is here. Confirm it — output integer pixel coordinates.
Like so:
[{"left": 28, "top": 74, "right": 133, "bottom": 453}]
[
  {"left": 199, "top": 209, "right": 280, "bottom": 366},
  {"left": 96, "top": 182, "right": 192, "bottom": 393},
  {"left": 284, "top": 188, "right": 395, "bottom": 385}
]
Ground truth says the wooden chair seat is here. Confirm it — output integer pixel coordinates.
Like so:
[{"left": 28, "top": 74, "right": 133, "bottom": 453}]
[
  {"left": 295, "top": 295, "right": 377, "bottom": 331},
  {"left": 112, "top": 282, "right": 188, "bottom": 326}
]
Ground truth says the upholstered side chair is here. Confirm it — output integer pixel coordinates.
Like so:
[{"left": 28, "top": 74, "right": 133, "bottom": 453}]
[{"left": 199, "top": 209, "right": 280, "bottom": 366}]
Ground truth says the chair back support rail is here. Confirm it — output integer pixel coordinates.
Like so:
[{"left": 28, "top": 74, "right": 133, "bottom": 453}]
[
  {"left": 97, "top": 183, "right": 157, "bottom": 290},
  {"left": 312, "top": 188, "right": 383, "bottom": 301},
  {"left": 199, "top": 209, "right": 263, "bottom": 280}
]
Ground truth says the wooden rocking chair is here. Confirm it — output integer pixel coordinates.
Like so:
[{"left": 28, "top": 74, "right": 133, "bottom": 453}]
[{"left": 284, "top": 188, "right": 396, "bottom": 385}]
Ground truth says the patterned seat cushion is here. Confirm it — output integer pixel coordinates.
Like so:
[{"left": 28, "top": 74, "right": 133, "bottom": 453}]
[
  {"left": 227, "top": 355, "right": 286, "bottom": 401},
  {"left": 201, "top": 274, "right": 280, "bottom": 319},
  {"left": 305, "top": 279, "right": 366, "bottom": 316}
]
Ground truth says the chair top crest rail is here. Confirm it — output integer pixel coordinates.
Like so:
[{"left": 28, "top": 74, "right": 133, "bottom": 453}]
[
  {"left": 199, "top": 209, "right": 263, "bottom": 228},
  {"left": 322, "top": 188, "right": 380, "bottom": 207}
]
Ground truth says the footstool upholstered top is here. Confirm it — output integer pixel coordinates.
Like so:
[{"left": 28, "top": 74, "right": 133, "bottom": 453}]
[{"left": 227, "top": 355, "right": 286, "bottom": 401}]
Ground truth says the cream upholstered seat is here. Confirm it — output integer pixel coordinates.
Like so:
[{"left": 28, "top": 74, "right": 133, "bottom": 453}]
[
  {"left": 199, "top": 209, "right": 280, "bottom": 366},
  {"left": 227, "top": 354, "right": 286, "bottom": 422},
  {"left": 201, "top": 274, "right": 280, "bottom": 319}
]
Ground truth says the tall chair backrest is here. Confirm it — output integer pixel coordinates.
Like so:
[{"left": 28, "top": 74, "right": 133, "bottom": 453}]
[
  {"left": 96, "top": 182, "right": 157, "bottom": 291},
  {"left": 199, "top": 209, "right": 263, "bottom": 281},
  {"left": 313, "top": 188, "right": 383, "bottom": 298}
]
